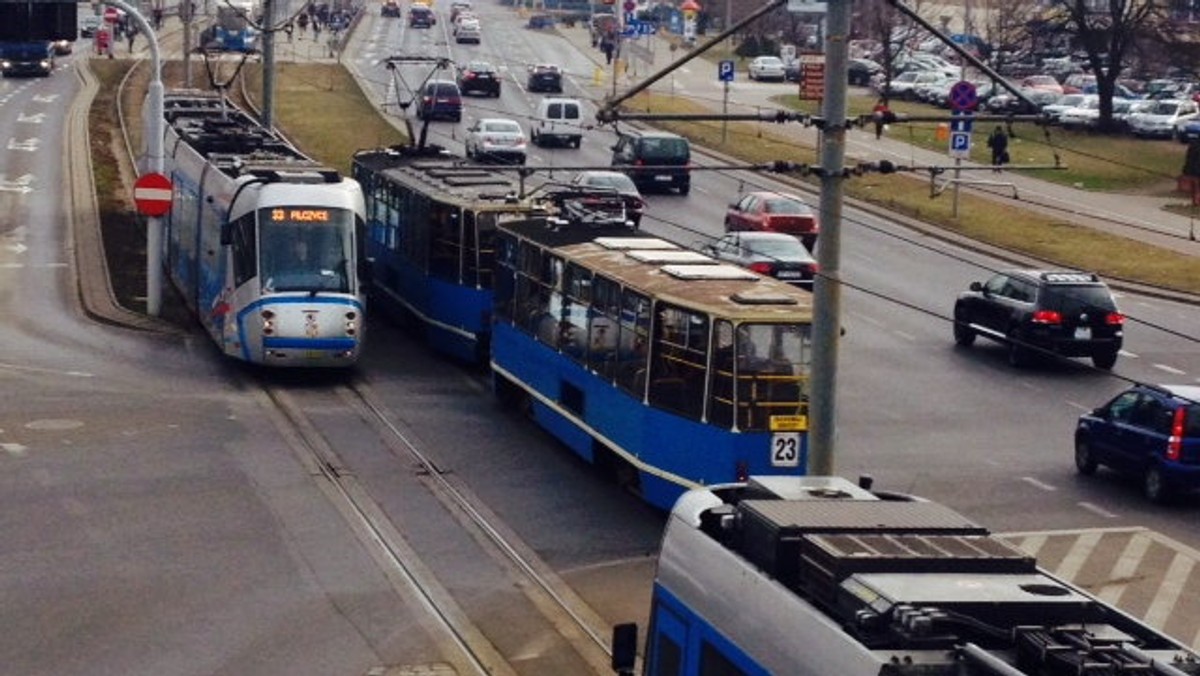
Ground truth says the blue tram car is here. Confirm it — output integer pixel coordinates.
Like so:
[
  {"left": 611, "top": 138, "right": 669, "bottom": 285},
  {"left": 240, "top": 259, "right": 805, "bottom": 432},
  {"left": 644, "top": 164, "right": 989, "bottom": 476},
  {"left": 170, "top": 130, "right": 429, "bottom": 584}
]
[
  {"left": 491, "top": 218, "right": 814, "bottom": 510},
  {"left": 351, "top": 147, "right": 544, "bottom": 363},
  {"left": 612, "top": 475, "right": 1200, "bottom": 675},
  {"left": 156, "top": 91, "right": 366, "bottom": 367}
]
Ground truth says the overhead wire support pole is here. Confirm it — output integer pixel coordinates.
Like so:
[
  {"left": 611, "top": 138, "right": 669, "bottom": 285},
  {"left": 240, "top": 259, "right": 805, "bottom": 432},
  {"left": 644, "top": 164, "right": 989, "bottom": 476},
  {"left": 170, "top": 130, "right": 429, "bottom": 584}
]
[
  {"left": 597, "top": 0, "right": 786, "bottom": 122},
  {"left": 807, "top": 0, "right": 850, "bottom": 477}
]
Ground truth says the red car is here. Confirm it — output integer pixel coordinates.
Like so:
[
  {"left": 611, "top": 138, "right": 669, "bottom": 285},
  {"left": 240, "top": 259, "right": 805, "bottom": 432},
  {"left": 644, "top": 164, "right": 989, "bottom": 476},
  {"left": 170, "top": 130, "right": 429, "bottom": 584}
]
[{"left": 724, "top": 191, "right": 819, "bottom": 250}]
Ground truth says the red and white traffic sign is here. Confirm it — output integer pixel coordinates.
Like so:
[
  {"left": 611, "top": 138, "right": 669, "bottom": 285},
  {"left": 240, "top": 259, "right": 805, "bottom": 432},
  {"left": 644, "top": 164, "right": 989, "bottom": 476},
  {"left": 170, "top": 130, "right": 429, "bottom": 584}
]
[
  {"left": 103, "top": 6, "right": 120, "bottom": 23},
  {"left": 133, "top": 172, "right": 173, "bottom": 216}
]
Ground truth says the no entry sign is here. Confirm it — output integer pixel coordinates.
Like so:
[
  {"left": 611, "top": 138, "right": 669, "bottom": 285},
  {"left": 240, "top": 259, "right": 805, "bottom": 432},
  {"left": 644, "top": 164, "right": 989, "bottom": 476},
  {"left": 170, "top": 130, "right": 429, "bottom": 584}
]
[{"left": 133, "top": 172, "right": 173, "bottom": 217}]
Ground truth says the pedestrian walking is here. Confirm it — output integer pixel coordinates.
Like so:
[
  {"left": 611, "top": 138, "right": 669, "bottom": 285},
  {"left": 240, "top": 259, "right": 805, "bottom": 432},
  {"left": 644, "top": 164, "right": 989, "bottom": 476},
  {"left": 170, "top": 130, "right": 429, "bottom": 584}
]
[
  {"left": 872, "top": 97, "right": 891, "bottom": 140},
  {"left": 152, "top": 6, "right": 163, "bottom": 30},
  {"left": 986, "top": 125, "right": 1009, "bottom": 172},
  {"left": 126, "top": 23, "right": 138, "bottom": 52},
  {"left": 601, "top": 36, "right": 614, "bottom": 65},
  {"left": 297, "top": 12, "right": 309, "bottom": 38}
]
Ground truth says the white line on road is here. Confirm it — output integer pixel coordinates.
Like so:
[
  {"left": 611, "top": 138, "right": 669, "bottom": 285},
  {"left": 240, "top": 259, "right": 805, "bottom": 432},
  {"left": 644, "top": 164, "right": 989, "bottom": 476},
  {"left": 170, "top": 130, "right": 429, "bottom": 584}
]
[
  {"left": 1143, "top": 554, "right": 1194, "bottom": 630},
  {"left": 1097, "top": 531, "right": 1151, "bottom": 605},
  {"left": 1077, "top": 501, "right": 1119, "bottom": 519},
  {"left": 1153, "top": 363, "right": 1187, "bottom": 375},
  {"left": 1021, "top": 476, "right": 1057, "bottom": 491},
  {"left": 1054, "top": 531, "right": 1102, "bottom": 580},
  {"left": 1065, "top": 400, "right": 1091, "bottom": 412}
]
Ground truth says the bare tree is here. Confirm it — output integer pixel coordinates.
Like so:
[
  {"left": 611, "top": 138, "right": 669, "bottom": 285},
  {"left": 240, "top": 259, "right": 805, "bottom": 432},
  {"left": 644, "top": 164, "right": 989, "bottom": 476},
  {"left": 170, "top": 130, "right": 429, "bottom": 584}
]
[
  {"left": 1040, "top": 0, "right": 1165, "bottom": 132},
  {"left": 854, "top": 0, "right": 930, "bottom": 102},
  {"left": 976, "top": 0, "right": 1041, "bottom": 76}
]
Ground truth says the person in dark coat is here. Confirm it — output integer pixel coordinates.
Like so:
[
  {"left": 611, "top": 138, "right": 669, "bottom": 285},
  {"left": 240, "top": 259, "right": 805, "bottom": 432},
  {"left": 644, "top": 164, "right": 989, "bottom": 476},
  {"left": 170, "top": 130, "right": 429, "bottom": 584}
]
[{"left": 986, "top": 126, "right": 1009, "bottom": 172}]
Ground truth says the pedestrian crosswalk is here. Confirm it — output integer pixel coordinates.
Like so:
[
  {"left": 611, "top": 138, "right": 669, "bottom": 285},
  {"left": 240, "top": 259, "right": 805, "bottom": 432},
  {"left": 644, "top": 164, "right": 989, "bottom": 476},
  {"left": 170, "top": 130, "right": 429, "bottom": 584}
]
[{"left": 1000, "top": 527, "right": 1200, "bottom": 650}]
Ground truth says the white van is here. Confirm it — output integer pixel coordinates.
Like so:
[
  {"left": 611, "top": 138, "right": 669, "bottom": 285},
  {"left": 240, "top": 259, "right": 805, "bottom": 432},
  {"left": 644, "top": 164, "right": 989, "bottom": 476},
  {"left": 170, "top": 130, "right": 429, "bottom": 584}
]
[{"left": 531, "top": 97, "right": 583, "bottom": 148}]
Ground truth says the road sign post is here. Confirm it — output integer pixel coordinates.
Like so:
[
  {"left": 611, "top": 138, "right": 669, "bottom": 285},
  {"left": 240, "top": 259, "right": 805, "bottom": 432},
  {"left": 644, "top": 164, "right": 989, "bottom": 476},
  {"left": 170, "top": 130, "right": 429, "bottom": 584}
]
[
  {"left": 946, "top": 83, "right": 978, "bottom": 221},
  {"left": 718, "top": 60, "right": 734, "bottom": 143}
]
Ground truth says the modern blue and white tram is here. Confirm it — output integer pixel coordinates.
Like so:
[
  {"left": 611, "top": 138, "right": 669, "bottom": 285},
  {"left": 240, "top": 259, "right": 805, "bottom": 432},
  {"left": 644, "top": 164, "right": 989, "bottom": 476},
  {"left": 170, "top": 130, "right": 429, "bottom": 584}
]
[
  {"left": 351, "top": 146, "right": 544, "bottom": 363},
  {"left": 491, "top": 218, "right": 814, "bottom": 510},
  {"left": 612, "top": 475, "right": 1200, "bottom": 676},
  {"left": 157, "top": 91, "right": 366, "bottom": 367}
]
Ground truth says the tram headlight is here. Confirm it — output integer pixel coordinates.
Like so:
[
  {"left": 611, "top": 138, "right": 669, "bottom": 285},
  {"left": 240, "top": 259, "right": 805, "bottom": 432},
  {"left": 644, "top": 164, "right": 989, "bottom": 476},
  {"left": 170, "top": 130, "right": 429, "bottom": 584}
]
[
  {"left": 261, "top": 309, "right": 275, "bottom": 335},
  {"left": 345, "top": 311, "right": 358, "bottom": 336}
]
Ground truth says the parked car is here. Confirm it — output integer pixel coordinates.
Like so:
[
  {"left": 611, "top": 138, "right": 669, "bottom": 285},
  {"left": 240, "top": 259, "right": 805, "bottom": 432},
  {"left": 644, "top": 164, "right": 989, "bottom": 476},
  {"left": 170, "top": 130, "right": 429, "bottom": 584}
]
[
  {"left": 610, "top": 129, "right": 691, "bottom": 195},
  {"left": 1128, "top": 99, "right": 1200, "bottom": 138},
  {"left": 1057, "top": 95, "right": 1103, "bottom": 129},
  {"left": 415, "top": 80, "right": 463, "bottom": 122},
  {"left": 1042, "top": 93, "right": 1089, "bottom": 123},
  {"left": 1177, "top": 117, "right": 1200, "bottom": 143},
  {"left": 527, "top": 64, "right": 563, "bottom": 93},
  {"left": 1020, "top": 74, "right": 1064, "bottom": 96},
  {"left": 1075, "top": 384, "right": 1200, "bottom": 503},
  {"left": 567, "top": 170, "right": 645, "bottom": 227},
  {"left": 701, "top": 232, "right": 819, "bottom": 289},
  {"left": 748, "top": 56, "right": 786, "bottom": 82},
  {"left": 464, "top": 118, "right": 527, "bottom": 164},
  {"left": 847, "top": 58, "right": 882, "bottom": 86},
  {"left": 457, "top": 61, "right": 500, "bottom": 97},
  {"left": 952, "top": 269, "right": 1124, "bottom": 369},
  {"left": 381, "top": 0, "right": 401, "bottom": 17},
  {"left": 724, "top": 191, "right": 819, "bottom": 250}
]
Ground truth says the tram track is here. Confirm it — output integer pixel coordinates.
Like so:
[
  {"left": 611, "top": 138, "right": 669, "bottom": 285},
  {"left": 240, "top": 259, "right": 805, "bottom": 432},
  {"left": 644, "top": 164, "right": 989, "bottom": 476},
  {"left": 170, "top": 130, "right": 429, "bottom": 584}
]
[{"left": 257, "top": 377, "right": 618, "bottom": 675}]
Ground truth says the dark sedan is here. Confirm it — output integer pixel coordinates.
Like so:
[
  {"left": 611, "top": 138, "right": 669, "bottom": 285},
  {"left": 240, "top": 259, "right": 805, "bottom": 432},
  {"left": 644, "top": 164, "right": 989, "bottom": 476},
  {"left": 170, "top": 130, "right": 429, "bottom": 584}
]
[
  {"left": 457, "top": 61, "right": 501, "bottom": 97},
  {"left": 701, "top": 232, "right": 818, "bottom": 289},
  {"left": 527, "top": 64, "right": 563, "bottom": 93}
]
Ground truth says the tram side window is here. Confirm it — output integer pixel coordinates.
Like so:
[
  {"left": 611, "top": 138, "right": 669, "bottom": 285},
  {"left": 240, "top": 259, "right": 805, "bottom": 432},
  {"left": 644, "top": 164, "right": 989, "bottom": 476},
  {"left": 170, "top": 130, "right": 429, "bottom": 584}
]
[
  {"left": 698, "top": 641, "right": 750, "bottom": 676},
  {"left": 402, "top": 192, "right": 429, "bottom": 267},
  {"left": 465, "top": 211, "right": 497, "bottom": 290},
  {"left": 229, "top": 213, "right": 256, "bottom": 287},
  {"left": 493, "top": 232, "right": 518, "bottom": 323},
  {"left": 707, "top": 320, "right": 736, "bottom": 430},
  {"left": 615, "top": 289, "right": 651, "bottom": 396},
  {"left": 558, "top": 263, "right": 592, "bottom": 362},
  {"left": 588, "top": 275, "right": 622, "bottom": 380},
  {"left": 647, "top": 304, "right": 709, "bottom": 420},
  {"left": 428, "top": 202, "right": 461, "bottom": 282},
  {"left": 384, "top": 184, "right": 400, "bottom": 251}
]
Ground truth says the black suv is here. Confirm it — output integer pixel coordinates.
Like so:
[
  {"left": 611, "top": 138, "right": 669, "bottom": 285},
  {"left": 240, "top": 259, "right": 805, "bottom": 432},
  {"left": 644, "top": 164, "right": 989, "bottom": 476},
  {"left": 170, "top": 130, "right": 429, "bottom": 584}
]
[
  {"left": 610, "top": 130, "right": 691, "bottom": 195},
  {"left": 457, "top": 61, "right": 500, "bottom": 97},
  {"left": 953, "top": 269, "right": 1124, "bottom": 369},
  {"left": 409, "top": 5, "right": 435, "bottom": 27}
]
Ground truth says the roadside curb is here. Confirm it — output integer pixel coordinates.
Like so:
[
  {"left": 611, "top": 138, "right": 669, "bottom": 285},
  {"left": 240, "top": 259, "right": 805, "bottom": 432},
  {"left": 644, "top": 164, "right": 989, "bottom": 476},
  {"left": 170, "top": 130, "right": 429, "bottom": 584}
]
[{"left": 69, "top": 58, "right": 186, "bottom": 334}]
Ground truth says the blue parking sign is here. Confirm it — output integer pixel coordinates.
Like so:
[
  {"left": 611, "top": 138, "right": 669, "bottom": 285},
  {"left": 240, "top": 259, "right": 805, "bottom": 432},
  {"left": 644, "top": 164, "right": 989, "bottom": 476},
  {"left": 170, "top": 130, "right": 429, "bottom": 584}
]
[{"left": 718, "top": 60, "right": 735, "bottom": 82}]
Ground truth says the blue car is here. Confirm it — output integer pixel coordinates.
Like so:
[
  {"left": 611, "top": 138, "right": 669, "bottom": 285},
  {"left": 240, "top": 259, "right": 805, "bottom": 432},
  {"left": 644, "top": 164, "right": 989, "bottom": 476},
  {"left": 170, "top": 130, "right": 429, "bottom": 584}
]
[
  {"left": 1075, "top": 384, "right": 1200, "bottom": 503},
  {"left": 1177, "top": 117, "right": 1200, "bottom": 144}
]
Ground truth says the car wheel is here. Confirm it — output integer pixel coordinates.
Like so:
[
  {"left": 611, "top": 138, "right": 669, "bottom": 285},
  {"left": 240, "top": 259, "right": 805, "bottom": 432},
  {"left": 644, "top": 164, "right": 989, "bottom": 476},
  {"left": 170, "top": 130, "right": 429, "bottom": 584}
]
[
  {"left": 1074, "top": 438, "right": 1098, "bottom": 475},
  {"left": 953, "top": 319, "right": 975, "bottom": 347},
  {"left": 679, "top": 182, "right": 690, "bottom": 196},
  {"left": 1006, "top": 330, "right": 1029, "bottom": 367},
  {"left": 1143, "top": 464, "right": 1170, "bottom": 504},
  {"left": 1092, "top": 349, "right": 1118, "bottom": 370},
  {"left": 571, "top": 136, "right": 582, "bottom": 148},
  {"left": 453, "top": 113, "right": 462, "bottom": 123}
]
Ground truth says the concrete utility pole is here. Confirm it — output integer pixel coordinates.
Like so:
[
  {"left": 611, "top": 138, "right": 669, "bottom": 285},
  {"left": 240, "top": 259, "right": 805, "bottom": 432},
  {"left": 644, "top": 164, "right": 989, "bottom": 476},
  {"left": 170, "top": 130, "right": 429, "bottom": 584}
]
[
  {"left": 262, "top": 0, "right": 275, "bottom": 128},
  {"left": 807, "top": 0, "right": 850, "bottom": 475},
  {"left": 182, "top": 0, "right": 192, "bottom": 87}
]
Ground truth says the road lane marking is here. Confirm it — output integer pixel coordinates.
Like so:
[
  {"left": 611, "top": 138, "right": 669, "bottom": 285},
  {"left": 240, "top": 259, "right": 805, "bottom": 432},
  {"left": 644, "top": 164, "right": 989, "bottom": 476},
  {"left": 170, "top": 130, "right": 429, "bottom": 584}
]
[
  {"left": 1054, "top": 530, "right": 1102, "bottom": 580},
  {"left": 1097, "top": 531, "right": 1152, "bottom": 605},
  {"left": 1077, "top": 501, "right": 1118, "bottom": 519},
  {"left": 1143, "top": 554, "right": 1194, "bottom": 629},
  {"left": 1154, "top": 363, "right": 1187, "bottom": 375}
]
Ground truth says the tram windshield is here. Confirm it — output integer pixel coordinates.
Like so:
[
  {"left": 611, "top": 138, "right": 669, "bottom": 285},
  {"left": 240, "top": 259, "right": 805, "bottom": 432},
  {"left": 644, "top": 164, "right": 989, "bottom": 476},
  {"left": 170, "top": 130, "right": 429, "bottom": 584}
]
[{"left": 258, "top": 206, "right": 355, "bottom": 293}]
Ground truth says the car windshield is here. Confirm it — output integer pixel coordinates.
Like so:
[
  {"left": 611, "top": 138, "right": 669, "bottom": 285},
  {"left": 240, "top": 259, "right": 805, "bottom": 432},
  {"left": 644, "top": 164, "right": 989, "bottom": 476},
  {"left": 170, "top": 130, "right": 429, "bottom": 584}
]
[
  {"left": 467, "top": 62, "right": 492, "bottom": 72},
  {"left": 763, "top": 198, "right": 811, "bottom": 214},
  {"left": 258, "top": 207, "right": 354, "bottom": 293},
  {"left": 583, "top": 173, "right": 636, "bottom": 192},
  {"left": 431, "top": 83, "right": 458, "bottom": 95},
  {"left": 1152, "top": 102, "right": 1181, "bottom": 115}
]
